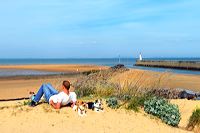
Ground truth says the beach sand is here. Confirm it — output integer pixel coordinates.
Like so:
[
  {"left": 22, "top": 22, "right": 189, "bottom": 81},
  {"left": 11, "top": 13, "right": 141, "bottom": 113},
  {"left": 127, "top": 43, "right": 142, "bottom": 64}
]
[
  {"left": 0, "top": 65, "right": 200, "bottom": 100},
  {"left": 0, "top": 64, "right": 108, "bottom": 72},
  {"left": 0, "top": 75, "right": 77, "bottom": 100},
  {"left": 0, "top": 64, "right": 107, "bottom": 99},
  {"left": 0, "top": 99, "right": 194, "bottom": 133},
  {"left": 0, "top": 64, "right": 200, "bottom": 132}
]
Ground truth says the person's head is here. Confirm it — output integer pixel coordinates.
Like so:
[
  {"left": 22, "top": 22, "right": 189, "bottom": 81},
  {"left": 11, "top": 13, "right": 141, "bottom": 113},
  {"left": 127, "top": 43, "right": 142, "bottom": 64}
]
[{"left": 62, "top": 80, "right": 70, "bottom": 91}]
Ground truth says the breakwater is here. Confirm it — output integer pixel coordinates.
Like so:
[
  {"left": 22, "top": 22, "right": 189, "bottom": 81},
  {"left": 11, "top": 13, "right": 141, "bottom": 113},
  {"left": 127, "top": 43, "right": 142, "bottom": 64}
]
[{"left": 135, "top": 60, "right": 200, "bottom": 70}]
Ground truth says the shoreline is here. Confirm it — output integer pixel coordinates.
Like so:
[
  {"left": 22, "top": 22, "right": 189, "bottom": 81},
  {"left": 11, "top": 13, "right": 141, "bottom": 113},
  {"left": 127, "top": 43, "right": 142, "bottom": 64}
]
[
  {"left": 0, "top": 73, "right": 79, "bottom": 81},
  {"left": 0, "top": 64, "right": 108, "bottom": 79}
]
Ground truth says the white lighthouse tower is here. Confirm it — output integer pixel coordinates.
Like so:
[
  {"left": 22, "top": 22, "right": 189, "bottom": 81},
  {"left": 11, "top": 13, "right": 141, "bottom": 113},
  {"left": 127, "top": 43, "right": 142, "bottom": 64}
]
[{"left": 139, "top": 53, "right": 143, "bottom": 61}]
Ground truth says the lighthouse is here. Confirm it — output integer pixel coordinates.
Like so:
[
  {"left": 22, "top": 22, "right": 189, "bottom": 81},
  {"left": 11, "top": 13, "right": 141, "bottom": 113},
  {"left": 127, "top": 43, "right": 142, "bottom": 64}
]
[{"left": 139, "top": 53, "right": 143, "bottom": 61}]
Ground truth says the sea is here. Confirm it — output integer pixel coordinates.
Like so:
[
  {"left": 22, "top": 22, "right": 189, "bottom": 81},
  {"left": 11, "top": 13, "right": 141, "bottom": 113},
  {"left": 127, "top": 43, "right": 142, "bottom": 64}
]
[{"left": 0, "top": 58, "right": 200, "bottom": 77}]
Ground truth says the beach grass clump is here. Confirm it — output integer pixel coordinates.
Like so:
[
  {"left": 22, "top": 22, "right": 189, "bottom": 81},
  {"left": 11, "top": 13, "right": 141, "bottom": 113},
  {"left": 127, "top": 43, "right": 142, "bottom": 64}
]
[
  {"left": 106, "top": 97, "right": 119, "bottom": 109},
  {"left": 187, "top": 108, "right": 200, "bottom": 130},
  {"left": 23, "top": 100, "right": 31, "bottom": 106},
  {"left": 82, "top": 70, "right": 101, "bottom": 75},
  {"left": 75, "top": 85, "right": 95, "bottom": 98},
  {"left": 73, "top": 68, "right": 128, "bottom": 98},
  {"left": 95, "top": 83, "right": 116, "bottom": 97},
  {"left": 144, "top": 97, "right": 181, "bottom": 126},
  {"left": 126, "top": 97, "right": 141, "bottom": 112},
  {"left": 126, "top": 94, "right": 153, "bottom": 112},
  {"left": 74, "top": 81, "right": 116, "bottom": 98},
  {"left": 119, "top": 94, "right": 132, "bottom": 101}
]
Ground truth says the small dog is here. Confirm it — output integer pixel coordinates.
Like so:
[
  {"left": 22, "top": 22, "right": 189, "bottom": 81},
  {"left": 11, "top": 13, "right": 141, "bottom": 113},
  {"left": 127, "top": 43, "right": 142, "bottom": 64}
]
[
  {"left": 73, "top": 100, "right": 87, "bottom": 117},
  {"left": 87, "top": 99, "right": 104, "bottom": 112}
]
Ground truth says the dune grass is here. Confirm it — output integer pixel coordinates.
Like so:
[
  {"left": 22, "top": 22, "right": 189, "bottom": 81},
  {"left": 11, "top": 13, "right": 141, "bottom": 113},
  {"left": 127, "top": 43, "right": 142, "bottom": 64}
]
[
  {"left": 73, "top": 69, "right": 169, "bottom": 112},
  {"left": 73, "top": 68, "right": 185, "bottom": 127},
  {"left": 126, "top": 94, "right": 153, "bottom": 112},
  {"left": 187, "top": 108, "right": 200, "bottom": 130}
]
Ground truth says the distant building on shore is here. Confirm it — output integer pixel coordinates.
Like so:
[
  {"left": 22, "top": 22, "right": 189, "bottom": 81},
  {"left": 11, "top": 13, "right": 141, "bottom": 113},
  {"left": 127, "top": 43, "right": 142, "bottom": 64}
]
[{"left": 139, "top": 53, "right": 143, "bottom": 61}]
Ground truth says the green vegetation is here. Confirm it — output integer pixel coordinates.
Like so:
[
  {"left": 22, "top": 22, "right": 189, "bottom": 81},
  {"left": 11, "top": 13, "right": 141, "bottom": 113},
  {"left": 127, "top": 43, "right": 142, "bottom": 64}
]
[
  {"left": 187, "top": 108, "right": 200, "bottom": 130},
  {"left": 23, "top": 100, "right": 31, "bottom": 106},
  {"left": 126, "top": 94, "right": 153, "bottom": 112},
  {"left": 144, "top": 97, "right": 181, "bottom": 127},
  {"left": 126, "top": 97, "right": 141, "bottom": 112},
  {"left": 106, "top": 97, "right": 119, "bottom": 109},
  {"left": 82, "top": 70, "right": 100, "bottom": 75},
  {"left": 74, "top": 68, "right": 181, "bottom": 127},
  {"left": 74, "top": 68, "right": 128, "bottom": 98}
]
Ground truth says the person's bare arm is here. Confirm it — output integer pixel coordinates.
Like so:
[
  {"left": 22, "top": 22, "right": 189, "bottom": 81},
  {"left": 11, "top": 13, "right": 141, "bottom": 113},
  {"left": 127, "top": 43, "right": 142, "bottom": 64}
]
[{"left": 50, "top": 100, "right": 61, "bottom": 109}]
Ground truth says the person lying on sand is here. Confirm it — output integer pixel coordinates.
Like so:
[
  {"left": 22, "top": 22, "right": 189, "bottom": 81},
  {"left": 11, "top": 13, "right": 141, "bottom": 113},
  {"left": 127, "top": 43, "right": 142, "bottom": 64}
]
[{"left": 29, "top": 80, "right": 77, "bottom": 109}]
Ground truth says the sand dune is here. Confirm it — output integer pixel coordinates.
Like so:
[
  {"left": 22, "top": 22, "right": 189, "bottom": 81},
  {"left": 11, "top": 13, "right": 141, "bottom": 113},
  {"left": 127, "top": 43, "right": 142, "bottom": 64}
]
[
  {"left": 110, "top": 69, "right": 200, "bottom": 91},
  {"left": 0, "top": 100, "right": 193, "bottom": 133},
  {"left": 171, "top": 99, "right": 200, "bottom": 129}
]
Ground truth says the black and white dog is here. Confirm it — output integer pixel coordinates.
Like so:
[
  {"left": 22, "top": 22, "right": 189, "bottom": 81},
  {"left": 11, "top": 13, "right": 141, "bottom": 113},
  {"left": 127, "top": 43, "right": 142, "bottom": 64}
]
[{"left": 87, "top": 99, "right": 104, "bottom": 112}]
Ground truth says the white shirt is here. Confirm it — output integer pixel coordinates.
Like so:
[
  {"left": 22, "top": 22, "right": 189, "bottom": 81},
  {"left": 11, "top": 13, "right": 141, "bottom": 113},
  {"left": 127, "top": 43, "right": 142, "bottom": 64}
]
[{"left": 49, "top": 92, "right": 77, "bottom": 106}]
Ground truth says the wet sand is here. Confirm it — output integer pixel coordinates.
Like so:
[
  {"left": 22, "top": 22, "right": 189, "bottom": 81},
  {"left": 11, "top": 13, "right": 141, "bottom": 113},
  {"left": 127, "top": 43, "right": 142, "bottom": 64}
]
[
  {"left": 0, "top": 64, "right": 108, "bottom": 99},
  {"left": 0, "top": 64, "right": 108, "bottom": 72}
]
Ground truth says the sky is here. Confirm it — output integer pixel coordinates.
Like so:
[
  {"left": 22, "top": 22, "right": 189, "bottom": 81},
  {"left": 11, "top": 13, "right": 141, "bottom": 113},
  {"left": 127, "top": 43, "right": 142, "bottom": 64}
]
[{"left": 0, "top": 0, "right": 199, "bottom": 58}]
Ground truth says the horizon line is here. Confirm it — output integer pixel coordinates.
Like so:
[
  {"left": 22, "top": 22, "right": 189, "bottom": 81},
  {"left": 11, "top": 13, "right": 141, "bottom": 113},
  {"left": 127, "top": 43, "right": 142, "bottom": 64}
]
[{"left": 0, "top": 57, "right": 200, "bottom": 59}]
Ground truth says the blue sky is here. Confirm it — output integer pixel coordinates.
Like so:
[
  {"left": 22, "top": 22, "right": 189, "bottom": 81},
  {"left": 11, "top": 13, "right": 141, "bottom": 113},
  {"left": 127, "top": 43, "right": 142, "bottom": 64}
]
[{"left": 0, "top": 0, "right": 199, "bottom": 58}]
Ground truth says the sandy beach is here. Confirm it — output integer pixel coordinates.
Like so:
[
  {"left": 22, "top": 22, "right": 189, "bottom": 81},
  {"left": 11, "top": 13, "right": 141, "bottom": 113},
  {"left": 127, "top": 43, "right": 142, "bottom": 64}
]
[
  {"left": 0, "top": 64, "right": 200, "bottom": 133},
  {"left": 0, "top": 64, "right": 108, "bottom": 72},
  {"left": 0, "top": 65, "right": 200, "bottom": 100},
  {"left": 0, "top": 99, "right": 198, "bottom": 133},
  {"left": 0, "top": 64, "right": 108, "bottom": 99},
  {"left": 1, "top": 0, "right": 200, "bottom": 132}
]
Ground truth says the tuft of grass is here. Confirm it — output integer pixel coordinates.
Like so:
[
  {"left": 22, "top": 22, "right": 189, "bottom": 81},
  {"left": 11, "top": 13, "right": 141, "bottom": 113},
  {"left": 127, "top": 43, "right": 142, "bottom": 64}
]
[
  {"left": 82, "top": 70, "right": 100, "bottom": 75},
  {"left": 95, "top": 83, "right": 115, "bottom": 97},
  {"left": 187, "top": 108, "right": 200, "bottom": 130},
  {"left": 126, "top": 94, "right": 153, "bottom": 112},
  {"left": 126, "top": 97, "right": 140, "bottom": 112},
  {"left": 73, "top": 68, "right": 128, "bottom": 98},
  {"left": 75, "top": 86, "right": 95, "bottom": 98},
  {"left": 23, "top": 100, "right": 31, "bottom": 106}
]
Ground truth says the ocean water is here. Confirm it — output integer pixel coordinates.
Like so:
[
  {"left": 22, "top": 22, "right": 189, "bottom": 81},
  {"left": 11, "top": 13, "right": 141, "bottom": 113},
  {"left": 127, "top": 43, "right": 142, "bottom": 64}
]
[{"left": 0, "top": 58, "right": 200, "bottom": 76}]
